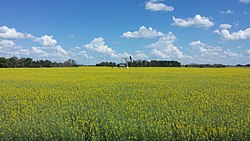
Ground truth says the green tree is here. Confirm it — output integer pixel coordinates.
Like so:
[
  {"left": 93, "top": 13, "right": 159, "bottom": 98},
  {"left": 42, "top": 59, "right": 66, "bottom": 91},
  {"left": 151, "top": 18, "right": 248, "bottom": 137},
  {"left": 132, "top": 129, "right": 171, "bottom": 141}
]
[{"left": 0, "top": 57, "right": 7, "bottom": 68}]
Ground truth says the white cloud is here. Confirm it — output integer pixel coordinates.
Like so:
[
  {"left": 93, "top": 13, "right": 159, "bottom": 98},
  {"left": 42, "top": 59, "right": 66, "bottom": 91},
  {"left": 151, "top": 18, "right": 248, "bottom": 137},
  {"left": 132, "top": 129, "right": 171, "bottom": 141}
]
[
  {"left": 0, "top": 26, "right": 34, "bottom": 39},
  {"left": 147, "top": 32, "right": 176, "bottom": 46},
  {"left": 136, "top": 51, "right": 148, "bottom": 59},
  {"left": 0, "top": 43, "right": 70, "bottom": 61},
  {"left": 79, "top": 50, "right": 93, "bottom": 59},
  {"left": 214, "top": 28, "right": 250, "bottom": 40},
  {"left": 31, "top": 47, "right": 47, "bottom": 56},
  {"left": 63, "top": 48, "right": 94, "bottom": 63},
  {"left": 0, "top": 39, "right": 27, "bottom": 58},
  {"left": 0, "top": 44, "right": 27, "bottom": 58},
  {"left": 224, "top": 49, "right": 239, "bottom": 57},
  {"left": 221, "top": 9, "right": 234, "bottom": 14},
  {"left": 190, "top": 41, "right": 222, "bottom": 54},
  {"left": 25, "top": 34, "right": 34, "bottom": 38},
  {"left": 122, "top": 26, "right": 164, "bottom": 38},
  {"left": 219, "top": 24, "right": 232, "bottom": 29},
  {"left": 0, "top": 25, "right": 70, "bottom": 62},
  {"left": 189, "top": 40, "right": 206, "bottom": 48},
  {"left": 145, "top": 0, "right": 174, "bottom": 12},
  {"left": 146, "top": 32, "right": 185, "bottom": 59},
  {"left": 54, "top": 45, "right": 68, "bottom": 56},
  {"left": 83, "top": 37, "right": 117, "bottom": 57},
  {"left": 34, "top": 35, "right": 57, "bottom": 46},
  {"left": 0, "top": 39, "right": 15, "bottom": 47},
  {"left": 81, "top": 37, "right": 134, "bottom": 63},
  {"left": 19, "top": 49, "right": 30, "bottom": 55},
  {"left": 32, "top": 35, "right": 68, "bottom": 58},
  {"left": 31, "top": 45, "right": 69, "bottom": 61},
  {"left": 118, "top": 52, "right": 133, "bottom": 59},
  {"left": 152, "top": 49, "right": 170, "bottom": 58},
  {"left": 239, "top": 0, "right": 250, "bottom": 3},
  {"left": 172, "top": 15, "right": 214, "bottom": 28},
  {"left": 189, "top": 41, "right": 240, "bottom": 63}
]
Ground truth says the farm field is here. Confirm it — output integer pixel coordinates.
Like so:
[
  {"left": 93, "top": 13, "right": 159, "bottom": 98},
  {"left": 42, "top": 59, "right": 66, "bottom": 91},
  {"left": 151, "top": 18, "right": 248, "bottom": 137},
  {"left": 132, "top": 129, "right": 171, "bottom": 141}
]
[{"left": 0, "top": 67, "right": 250, "bottom": 140}]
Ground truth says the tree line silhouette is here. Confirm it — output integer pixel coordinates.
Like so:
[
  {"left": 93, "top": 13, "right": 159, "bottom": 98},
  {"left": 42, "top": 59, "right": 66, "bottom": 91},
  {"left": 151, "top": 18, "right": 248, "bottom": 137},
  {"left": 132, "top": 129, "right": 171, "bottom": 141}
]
[
  {"left": 96, "top": 60, "right": 181, "bottom": 67},
  {"left": 1, "top": 56, "right": 248, "bottom": 68},
  {"left": 0, "top": 56, "right": 78, "bottom": 68}
]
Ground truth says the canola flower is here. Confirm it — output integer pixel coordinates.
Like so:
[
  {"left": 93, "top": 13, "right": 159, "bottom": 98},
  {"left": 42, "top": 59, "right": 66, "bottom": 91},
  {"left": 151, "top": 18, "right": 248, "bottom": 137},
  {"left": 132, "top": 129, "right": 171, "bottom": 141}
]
[{"left": 0, "top": 67, "right": 249, "bottom": 140}]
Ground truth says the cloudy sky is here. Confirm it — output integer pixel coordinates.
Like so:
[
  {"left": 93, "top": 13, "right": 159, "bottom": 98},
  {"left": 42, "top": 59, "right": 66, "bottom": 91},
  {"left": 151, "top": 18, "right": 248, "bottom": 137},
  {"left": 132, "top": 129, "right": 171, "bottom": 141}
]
[{"left": 0, "top": 0, "right": 250, "bottom": 65}]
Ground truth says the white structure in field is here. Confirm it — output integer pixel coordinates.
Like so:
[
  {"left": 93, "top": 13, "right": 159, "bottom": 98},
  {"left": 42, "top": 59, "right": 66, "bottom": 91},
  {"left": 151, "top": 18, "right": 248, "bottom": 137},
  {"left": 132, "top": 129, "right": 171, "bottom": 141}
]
[{"left": 119, "top": 56, "right": 132, "bottom": 68}]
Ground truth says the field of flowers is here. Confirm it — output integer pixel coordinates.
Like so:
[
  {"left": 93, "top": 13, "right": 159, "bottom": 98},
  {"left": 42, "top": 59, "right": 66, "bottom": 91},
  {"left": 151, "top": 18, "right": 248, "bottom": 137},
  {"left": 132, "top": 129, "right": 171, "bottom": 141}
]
[{"left": 0, "top": 67, "right": 249, "bottom": 140}]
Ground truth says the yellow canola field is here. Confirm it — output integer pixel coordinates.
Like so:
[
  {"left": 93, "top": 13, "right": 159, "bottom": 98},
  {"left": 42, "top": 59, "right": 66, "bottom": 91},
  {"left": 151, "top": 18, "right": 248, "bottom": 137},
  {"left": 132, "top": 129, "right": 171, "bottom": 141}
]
[{"left": 0, "top": 67, "right": 249, "bottom": 140}]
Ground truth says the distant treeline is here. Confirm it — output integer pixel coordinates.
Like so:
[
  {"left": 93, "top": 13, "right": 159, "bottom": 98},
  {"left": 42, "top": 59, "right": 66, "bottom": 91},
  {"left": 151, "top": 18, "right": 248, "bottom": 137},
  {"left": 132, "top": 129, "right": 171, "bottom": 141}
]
[
  {"left": 236, "top": 64, "right": 250, "bottom": 67},
  {"left": 185, "top": 63, "right": 250, "bottom": 68},
  {"left": 97, "top": 61, "right": 250, "bottom": 68},
  {"left": 96, "top": 62, "right": 117, "bottom": 67},
  {"left": 0, "top": 56, "right": 78, "bottom": 68},
  {"left": 96, "top": 60, "right": 181, "bottom": 67},
  {"left": 185, "top": 64, "right": 226, "bottom": 68}
]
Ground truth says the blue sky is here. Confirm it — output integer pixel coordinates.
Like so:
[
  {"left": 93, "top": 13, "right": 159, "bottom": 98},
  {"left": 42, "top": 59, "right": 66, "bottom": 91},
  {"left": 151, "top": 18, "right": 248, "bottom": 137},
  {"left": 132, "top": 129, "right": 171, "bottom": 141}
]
[{"left": 0, "top": 0, "right": 250, "bottom": 65}]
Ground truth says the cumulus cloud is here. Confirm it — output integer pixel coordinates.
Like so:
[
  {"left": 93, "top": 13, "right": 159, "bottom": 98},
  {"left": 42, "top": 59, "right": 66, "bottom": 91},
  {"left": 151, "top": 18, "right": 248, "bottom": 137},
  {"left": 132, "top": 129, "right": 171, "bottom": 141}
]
[
  {"left": 190, "top": 40, "right": 239, "bottom": 60},
  {"left": 219, "top": 24, "right": 232, "bottom": 29},
  {"left": 79, "top": 50, "right": 93, "bottom": 59},
  {"left": 0, "top": 44, "right": 25, "bottom": 58},
  {"left": 67, "top": 48, "right": 93, "bottom": 60},
  {"left": 224, "top": 49, "right": 239, "bottom": 57},
  {"left": 214, "top": 27, "right": 250, "bottom": 40},
  {"left": 0, "top": 26, "right": 34, "bottom": 39},
  {"left": 221, "top": 9, "right": 234, "bottom": 14},
  {"left": 0, "top": 25, "right": 130, "bottom": 64},
  {"left": 189, "top": 40, "right": 206, "bottom": 48},
  {"left": 31, "top": 47, "right": 47, "bottom": 56},
  {"left": 190, "top": 41, "right": 222, "bottom": 54},
  {"left": 32, "top": 35, "right": 68, "bottom": 58},
  {"left": 151, "top": 49, "right": 170, "bottom": 58},
  {"left": 147, "top": 32, "right": 176, "bottom": 46},
  {"left": 82, "top": 37, "right": 134, "bottom": 62},
  {"left": 136, "top": 51, "right": 148, "bottom": 59},
  {"left": 19, "top": 49, "right": 30, "bottom": 55},
  {"left": 0, "top": 39, "right": 15, "bottom": 47},
  {"left": 239, "top": 0, "right": 250, "bottom": 3},
  {"left": 54, "top": 45, "right": 68, "bottom": 56},
  {"left": 146, "top": 32, "right": 185, "bottom": 59},
  {"left": 118, "top": 52, "right": 133, "bottom": 59},
  {"left": 0, "top": 38, "right": 24, "bottom": 58},
  {"left": 34, "top": 35, "right": 57, "bottom": 46},
  {"left": 0, "top": 25, "right": 70, "bottom": 62},
  {"left": 31, "top": 45, "right": 69, "bottom": 60},
  {"left": 83, "top": 37, "right": 117, "bottom": 57},
  {"left": 172, "top": 15, "right": 214, "bottom": 28},
  {"left": 145, "top": 0, "right": 174, "bottom": 12},
  {"left": 122, "top": 26, "right": 164, "bottom": 39}
]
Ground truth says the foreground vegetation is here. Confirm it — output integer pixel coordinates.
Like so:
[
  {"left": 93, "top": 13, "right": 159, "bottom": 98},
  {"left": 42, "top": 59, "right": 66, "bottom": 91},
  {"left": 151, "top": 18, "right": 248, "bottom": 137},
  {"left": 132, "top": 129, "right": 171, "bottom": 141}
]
[{"left": 0, "top": 67, "right": 249, "bottom": 140}]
